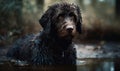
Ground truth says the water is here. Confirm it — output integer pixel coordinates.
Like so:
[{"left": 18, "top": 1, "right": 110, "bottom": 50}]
[
  {"left": 77, "top": 59, "right": 116, "bottom": 71},
  {"left": 0, "top": 58, "right": 120, "bottom": 71}
]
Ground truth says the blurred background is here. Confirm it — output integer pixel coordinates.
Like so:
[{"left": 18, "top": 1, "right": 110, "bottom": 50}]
[{"left": 0, "top": 0, "right": 120, "bottom": 47}]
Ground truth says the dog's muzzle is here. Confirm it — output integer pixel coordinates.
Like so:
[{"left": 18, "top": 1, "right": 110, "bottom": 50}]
[{"left": 66, "top": 25, "right": 74, "bottom": 33}]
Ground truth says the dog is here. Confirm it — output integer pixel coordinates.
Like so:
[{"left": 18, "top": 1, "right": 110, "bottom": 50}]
[{"left": 7, "top": 2, "right": 82, "bottom": 65}]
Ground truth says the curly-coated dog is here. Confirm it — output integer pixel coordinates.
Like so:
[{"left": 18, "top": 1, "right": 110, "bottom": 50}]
[{"left": 7, "top": 2, "right": 82, "bottom": 65}]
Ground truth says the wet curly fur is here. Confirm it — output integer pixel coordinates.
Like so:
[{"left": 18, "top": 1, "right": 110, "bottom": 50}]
[{"left": 7, "top": 2, "right": 82, "bottom": 65}]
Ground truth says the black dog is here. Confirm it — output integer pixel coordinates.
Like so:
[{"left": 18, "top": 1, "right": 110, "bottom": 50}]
[{"left": 7, "top": 2, "right": 82, "bottom": 65}]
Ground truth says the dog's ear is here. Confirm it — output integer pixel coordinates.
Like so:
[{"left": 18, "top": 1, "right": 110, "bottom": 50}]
[
  {"left": 76, "top": 16, "right": 82, "bottom": 34},
  {"left": 39, "top": 8, "right": 56, "bottom": 34},
  {"left": 39, "top": 8, "right": 53, "bottom": 30},
  {"left": 76, "top": 6, "right": 82, "bottom": 34}
]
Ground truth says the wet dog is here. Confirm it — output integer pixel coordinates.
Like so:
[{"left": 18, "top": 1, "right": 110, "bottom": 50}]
[{"left": 7, "top": 2, "right": 82, "bottom": 65}]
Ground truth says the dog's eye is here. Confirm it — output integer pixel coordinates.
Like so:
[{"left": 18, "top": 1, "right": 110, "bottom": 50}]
[
  {"left": 69, "top": 12, "right": 75, "bottom": 17},
  {"left": 58, "top": 13, "right": 65, "bottom": 17},
  {"left": 58, "top": 13, "right": 65, "bottom": 20},
  {"left": 69, "top": 12, "right": 77, "bottom": 22}
]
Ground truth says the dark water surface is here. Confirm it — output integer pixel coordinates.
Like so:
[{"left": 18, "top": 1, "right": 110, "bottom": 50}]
[
  {"left": 0, "top": 58, "right": 120, "bottom": 71},
  {"left": 77, "top": 58, "right": 120, "bottom": 71}
]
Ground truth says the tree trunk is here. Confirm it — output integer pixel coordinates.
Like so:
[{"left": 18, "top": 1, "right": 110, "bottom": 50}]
[{"left": 115, "top": 0, "right": 120, "bottom": 18}]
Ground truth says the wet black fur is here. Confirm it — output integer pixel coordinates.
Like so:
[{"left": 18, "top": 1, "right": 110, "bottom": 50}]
[{"left": 7, "top": 2, "right": 82, "bottom": 65}]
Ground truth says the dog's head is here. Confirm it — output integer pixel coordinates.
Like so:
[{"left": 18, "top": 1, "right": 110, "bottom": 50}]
[{"left": 39, "top": 2, "right": 82, "bottom": 38}]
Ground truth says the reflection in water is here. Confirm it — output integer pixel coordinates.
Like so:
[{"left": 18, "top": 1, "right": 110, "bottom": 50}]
[
  {"left": 0, "top": 58, "right": 120, "bottom": 71},
  {"left": 77, "top": 59, "right": 115, "bottom": 71},
  {"left": 77, "top": 60, "right": 114, "bottom": 71}
]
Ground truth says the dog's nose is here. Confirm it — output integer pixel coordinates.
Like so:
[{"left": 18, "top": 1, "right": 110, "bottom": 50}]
[{"left": 66, "top": 25, "right": 73, "bottom": 33}]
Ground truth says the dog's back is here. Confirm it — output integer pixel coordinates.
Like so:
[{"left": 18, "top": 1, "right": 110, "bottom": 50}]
[{"left": 7, "top": 34, "right": 37, "bottom": 61}]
